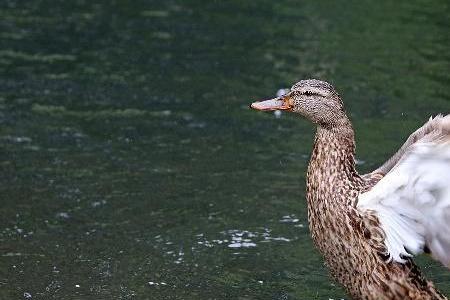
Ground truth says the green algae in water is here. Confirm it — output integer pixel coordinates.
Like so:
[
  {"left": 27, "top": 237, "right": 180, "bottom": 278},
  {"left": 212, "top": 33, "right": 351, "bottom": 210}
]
[
  {"left": 141, "top": 10, "right": 170, "bottom": 18},
  {"left": 31, "top": 104, "right": 171, "bottom": 119},
  {"left": 0, "top": 50, "right": 76, "bottom": 63}
]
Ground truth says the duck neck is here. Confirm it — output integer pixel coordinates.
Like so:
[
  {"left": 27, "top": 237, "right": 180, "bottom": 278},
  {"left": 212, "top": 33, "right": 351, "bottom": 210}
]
[{"left": 307, "top": 118, "right": 362, "bottom": 208}]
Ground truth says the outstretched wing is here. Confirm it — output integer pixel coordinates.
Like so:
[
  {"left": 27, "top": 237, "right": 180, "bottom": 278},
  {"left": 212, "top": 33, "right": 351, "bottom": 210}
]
[{"left": 358, "top": 116, "right": 450, "bottom": 268}]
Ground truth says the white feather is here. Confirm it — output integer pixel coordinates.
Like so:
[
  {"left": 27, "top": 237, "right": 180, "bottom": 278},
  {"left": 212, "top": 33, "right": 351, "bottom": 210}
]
[{"left": 358, "top": 141, "right": 450, "bottom": 268}]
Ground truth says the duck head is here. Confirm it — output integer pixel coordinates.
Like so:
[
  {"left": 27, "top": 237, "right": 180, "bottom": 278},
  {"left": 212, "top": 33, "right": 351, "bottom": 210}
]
[{"left": 251, "top": 79, "right": 347, "bottom": 127}]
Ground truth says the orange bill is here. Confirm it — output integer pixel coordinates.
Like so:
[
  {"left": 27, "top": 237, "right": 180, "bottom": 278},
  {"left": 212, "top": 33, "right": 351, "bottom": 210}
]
[{"left": 250, "top": 96, "right": 292, "bottom": 111}]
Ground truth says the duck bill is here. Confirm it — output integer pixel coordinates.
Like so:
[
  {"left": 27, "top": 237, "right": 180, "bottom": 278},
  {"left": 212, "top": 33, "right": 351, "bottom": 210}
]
[{"left": 250, "top": 96, "right": 292, "bottom": 111}]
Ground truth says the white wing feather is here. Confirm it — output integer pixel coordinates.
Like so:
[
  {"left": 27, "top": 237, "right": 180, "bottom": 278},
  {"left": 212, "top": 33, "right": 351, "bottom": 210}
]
[{"left": 358, "top": 141, "right": 450, "bottom": 268}]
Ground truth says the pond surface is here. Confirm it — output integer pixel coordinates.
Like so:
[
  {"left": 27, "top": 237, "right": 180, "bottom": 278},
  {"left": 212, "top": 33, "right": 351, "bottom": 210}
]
[{"left": 1, "top": 0, "right": 449, "bottom": 299}]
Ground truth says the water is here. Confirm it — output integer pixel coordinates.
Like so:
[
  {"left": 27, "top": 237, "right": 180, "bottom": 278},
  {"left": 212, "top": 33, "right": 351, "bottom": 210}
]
[{"left": 0, "top": 0, "right": 449, "bottom": 299}]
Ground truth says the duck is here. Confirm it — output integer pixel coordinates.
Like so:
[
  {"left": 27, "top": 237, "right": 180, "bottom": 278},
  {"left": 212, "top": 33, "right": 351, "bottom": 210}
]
[{"left": 250, "top": 79, "right": 450, "bottom": 300}]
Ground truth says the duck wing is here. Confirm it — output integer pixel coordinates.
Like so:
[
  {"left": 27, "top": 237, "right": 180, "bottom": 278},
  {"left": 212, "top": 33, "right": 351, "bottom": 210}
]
[{"left": 357, "top": 115, "right": 450, "bottom": 268}]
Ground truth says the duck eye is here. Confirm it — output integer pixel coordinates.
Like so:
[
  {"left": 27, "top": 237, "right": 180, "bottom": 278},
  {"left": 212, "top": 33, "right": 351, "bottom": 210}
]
[{"left": 304, "top": 91, "right": 314, "bottom": 96}]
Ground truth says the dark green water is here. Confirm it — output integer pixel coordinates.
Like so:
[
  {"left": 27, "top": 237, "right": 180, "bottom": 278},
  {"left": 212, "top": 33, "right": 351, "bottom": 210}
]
[{"left": 1, "top": 1, "right": 449, "bottom": 299}]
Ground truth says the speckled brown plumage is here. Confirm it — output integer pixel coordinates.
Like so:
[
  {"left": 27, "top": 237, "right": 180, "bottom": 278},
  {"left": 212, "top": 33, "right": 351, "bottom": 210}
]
[
  {"left": 251, "top": 79, "right": 448, "bottom": 300},
  {"left": 307, "top": 122, "right": 445, "bottom": 300}
]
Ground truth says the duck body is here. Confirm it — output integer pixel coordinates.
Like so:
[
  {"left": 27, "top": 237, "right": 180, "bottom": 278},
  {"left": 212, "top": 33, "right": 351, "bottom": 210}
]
[
  {"left": 307, "top": 124, "right": 445, "bottom": 300},
  {"left": 251, "top": 79, "right": 450, "bottom": 300}
]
